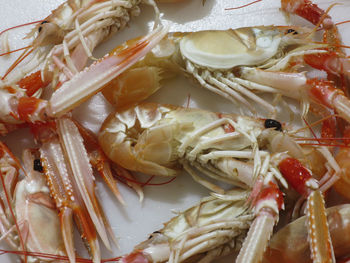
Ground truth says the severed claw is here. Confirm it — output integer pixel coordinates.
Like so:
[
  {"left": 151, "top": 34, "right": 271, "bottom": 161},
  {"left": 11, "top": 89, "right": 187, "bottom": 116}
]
[{"left": 2, "top": 25, "right": 169, "bottom": 129}]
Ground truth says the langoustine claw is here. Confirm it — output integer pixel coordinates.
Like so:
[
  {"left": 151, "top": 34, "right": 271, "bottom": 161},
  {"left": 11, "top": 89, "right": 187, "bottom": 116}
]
[
  {"left": 2, "top": 0, "right": 162, "bottom": 85},
  {"left": 263, "top": 204, "right": 350, "bottom": 263},
  {"left": 0, "top": 0, "right": 165, "bottom": 135},
  {"left": 31, "top": 119, "right": 119, "bottom": 263}
]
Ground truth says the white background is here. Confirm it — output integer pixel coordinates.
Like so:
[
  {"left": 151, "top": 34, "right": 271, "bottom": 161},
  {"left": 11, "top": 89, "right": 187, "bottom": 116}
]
[{"left": 1, "top": 0, "right": 350, "bottom": 262}]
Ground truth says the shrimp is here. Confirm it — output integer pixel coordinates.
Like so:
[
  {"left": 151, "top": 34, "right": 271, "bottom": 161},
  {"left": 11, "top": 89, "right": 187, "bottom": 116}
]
[
  {"left": 119, "top": 188, "right": 254, "bottom": 263},
  {"left": 0, "top": 24, "right": 168, "bottom": 134},
  {"left": 2, "top": 0, "right": 162, "bottom": 85},
  {"left": 0, "top": 143, "right": 66, "bottom": 262},
  {"left": 263, "top": 204, "right": 350, "bottom": 263},
  {"left": 98, "top": 102, "right": 340, "bottom": 263},
  {"left": 0, "top": 4, "right": 168, "bottom": 261},
  {"left": 29, "top": 118, "right": 122, "bottom": 263},
  {"left": 0, "top": 29, "right": 168, "bottom": 258},
  {"left": 99, "top": 2, "right": 350, "bottom": 126}
]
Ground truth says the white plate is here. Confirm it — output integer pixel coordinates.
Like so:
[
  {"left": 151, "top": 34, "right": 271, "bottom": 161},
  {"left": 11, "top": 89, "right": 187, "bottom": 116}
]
[{"left": 1, "top": 0, "right": 350, "bottom": 262}]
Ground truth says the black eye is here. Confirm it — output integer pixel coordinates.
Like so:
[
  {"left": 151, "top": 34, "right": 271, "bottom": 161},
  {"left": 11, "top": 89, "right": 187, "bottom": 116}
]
[
  {"left": 38, "top": 21, "right": 48, "bottom": 33},
  {"left": 148, "top": 231, "right": 161, "bottom": 239},
  {"left": 286, "top": 28, "right": 298, "bottom": 35},
  {"left": 33, "top": 159, "right": 43, "bottom": 172},
  {"left": 264, "top": 119, "right": 282, "bottom": 131}
]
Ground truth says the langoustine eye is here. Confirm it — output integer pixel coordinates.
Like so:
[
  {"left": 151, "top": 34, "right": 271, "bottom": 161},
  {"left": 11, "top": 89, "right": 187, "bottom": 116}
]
[
  {"left": 33, "top": 158, "right": 43, "bottom": 172},
  {"left": 286, "top": 28, "right": 298, "bottom": 35},
  {"left": 264, "top": 119, "right": 282, "bottom": 131},
  {"left": 38, "top": 21, "right": 49, "bottom": 33}
]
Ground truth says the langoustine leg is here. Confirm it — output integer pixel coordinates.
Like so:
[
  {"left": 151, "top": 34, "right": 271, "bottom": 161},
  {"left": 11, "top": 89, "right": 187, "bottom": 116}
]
[{"left": 119, "top": 189, "right": 254, "bottom": 263}]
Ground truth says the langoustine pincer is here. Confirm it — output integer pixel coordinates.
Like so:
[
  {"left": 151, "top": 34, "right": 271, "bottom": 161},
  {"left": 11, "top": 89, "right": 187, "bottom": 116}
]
[{"left": 0, "top": 0, "right": 171, "bottom": 136}]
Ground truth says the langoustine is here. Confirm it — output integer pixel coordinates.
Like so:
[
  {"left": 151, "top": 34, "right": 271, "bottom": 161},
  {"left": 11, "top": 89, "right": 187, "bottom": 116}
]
[
  {"left": 98, "top": 102, "right": 340, "bottom": 262},
  {"left": 0, "top": 24, "right": 168, "bottom": 135},
  {"left": 0, "top": 15, "right": 168, "bottom": 262},
  {"left": 0, "top": 0, "right": 348, "bottom": 263},
  {"left": 0, "top": 142, "right": 66, "bottom": 262},
  {"left": 119, "top": 188, "right": 254, "bottom": 263},
  {"left": 100, "top": 0, "right": 350, "bottom": 130},
  {"left": 283, "top": 0, "right": 350, "bottom": 225},
  {"left": 0, "top": 3, "right": 170, "bottom": 263},
  {"left": 1, "top": 0, "right": 162, "bottom": 85}
]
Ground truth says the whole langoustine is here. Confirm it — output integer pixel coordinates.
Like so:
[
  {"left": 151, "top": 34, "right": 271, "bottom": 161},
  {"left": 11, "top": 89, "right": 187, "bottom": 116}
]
[
  {"left": 100, "top": 25, "right": 350, "bottom": 125},
  {"left": 99, "top": 0, "right": 350, "bottom": 143},
  {"left": 0, "top": 27, "right": 168, "bottom": 261},
  {"left": 98, "top": 102, "right": 340, "bottom": 263}
]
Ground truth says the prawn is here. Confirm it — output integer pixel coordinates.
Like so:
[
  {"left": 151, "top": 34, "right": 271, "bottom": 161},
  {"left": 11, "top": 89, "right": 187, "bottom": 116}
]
[
  {"left": 119, "top": 189, "right": 254, "bottom": 263},
  {"left": 98, "top": 102, "right": 340, "bottom": 262},
  {"left": 99, "top": 0, "right": 350, "bottom": 129},
  {"left": 0, "top": 143, "right": 66, "bottom": 262},
  {"left": 1, "top": 0, "right": 162, "bottom": 85},
  {"left": 0, "top": 27, "right": 168, "bottom": 260},
  {"left": 0, "top": 24, "right": 168, "bottom": 134},
  {"left": 29, "top": 118, "right": 123, "bottom": 263},
  {"left": 0, "top": 2, "right": 169, "bottom": 261}
]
